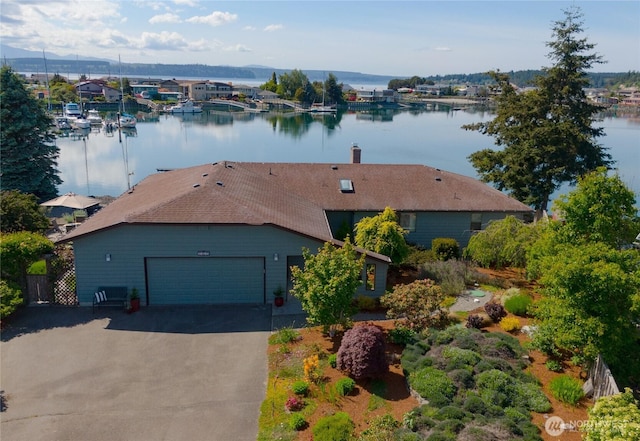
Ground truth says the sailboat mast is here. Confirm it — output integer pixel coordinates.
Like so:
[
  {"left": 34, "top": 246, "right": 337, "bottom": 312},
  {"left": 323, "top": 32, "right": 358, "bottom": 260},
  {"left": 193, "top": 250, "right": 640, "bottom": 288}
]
[
  {"left": 43, "top": 50, "right": 51, "bottom": 112},
  {"left": 119, "top": 55, "right": 125, "bottom": 115}
]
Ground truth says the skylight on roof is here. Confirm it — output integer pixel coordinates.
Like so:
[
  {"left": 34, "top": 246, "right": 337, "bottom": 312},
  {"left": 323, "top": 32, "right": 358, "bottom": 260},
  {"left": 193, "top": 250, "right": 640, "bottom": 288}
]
[{"left": 339, "top": 179, "right": 354, "bottom": 193}]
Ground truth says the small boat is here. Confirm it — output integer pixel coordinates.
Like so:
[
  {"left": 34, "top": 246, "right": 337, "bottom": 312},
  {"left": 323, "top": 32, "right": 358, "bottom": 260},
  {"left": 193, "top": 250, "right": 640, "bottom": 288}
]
[
  {"left": 118, "top": 113, "right": 137, "bottom": 128},
  {"left": 309, "top": 105, "right": 337, "bottom": 114},
  {"left": 55, "top": 116, "right": 72, "bottom": 130},
  {"left": 86, "top": 109, "right": 103, "bottom": 125},
  {"left": 64, "top": 102, "right": 82, "bottom": 117},
  {"left": 169, "top": 99, "right": 202, "bottom": 114},
  {"left": 72, "top": 116, "right": 91, "bottom": 129},
  {"left": 117, "top": 55, "right": 137, "bottom": 128}
]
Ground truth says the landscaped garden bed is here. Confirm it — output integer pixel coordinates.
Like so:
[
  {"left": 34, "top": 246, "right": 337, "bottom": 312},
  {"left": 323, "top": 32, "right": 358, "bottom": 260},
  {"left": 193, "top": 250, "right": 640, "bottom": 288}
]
[{"left": 258, "top": 265, "right": 592, "bottom": 441}]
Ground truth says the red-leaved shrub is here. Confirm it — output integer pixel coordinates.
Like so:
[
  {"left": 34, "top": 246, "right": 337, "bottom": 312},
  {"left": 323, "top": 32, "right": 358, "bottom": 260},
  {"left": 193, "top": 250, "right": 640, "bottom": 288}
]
[
  {"left": 337, "top": 324, "right": 388, "bottom": 379},
  {"left": 484, "top": 302, "right": 507, "bottom": 323}
]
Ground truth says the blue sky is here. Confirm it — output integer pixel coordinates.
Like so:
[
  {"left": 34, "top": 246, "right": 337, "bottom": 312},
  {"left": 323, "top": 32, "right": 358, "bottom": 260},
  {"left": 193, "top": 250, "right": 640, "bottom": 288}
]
[{"left": 1, "top": 1, "right": 638, "bottom": 77}]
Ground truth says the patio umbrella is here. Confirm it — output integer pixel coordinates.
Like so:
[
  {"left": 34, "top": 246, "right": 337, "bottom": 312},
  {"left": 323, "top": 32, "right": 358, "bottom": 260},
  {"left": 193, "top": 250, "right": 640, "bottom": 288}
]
[
  {"left": 40, "top": 193, "right": 100, "bottom": 210},
  {"left": 40, "top": 193, "right": 101, "bottom": 220}
]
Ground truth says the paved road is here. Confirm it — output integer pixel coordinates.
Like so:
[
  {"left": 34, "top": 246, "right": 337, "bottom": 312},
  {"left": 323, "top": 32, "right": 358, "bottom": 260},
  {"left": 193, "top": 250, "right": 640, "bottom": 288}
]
[{"left": 1, "top": 305, "right": 270, "bottom": 441}]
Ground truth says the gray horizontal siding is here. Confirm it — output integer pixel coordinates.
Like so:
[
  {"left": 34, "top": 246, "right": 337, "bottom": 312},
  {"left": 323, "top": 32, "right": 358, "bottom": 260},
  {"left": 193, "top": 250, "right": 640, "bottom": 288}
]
[
  {"left": 73, "top": 224, "right": 388, "bottom": 305},
  {"left": 74, "top": 224, "right": 325, "bottom": 305}
]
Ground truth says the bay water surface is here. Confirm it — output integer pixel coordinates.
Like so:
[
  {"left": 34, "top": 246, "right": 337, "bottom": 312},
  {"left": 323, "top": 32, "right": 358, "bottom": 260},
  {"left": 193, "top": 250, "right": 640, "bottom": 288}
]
[{"left": 55, "top": 106, "right": 640, "bottom": 208}]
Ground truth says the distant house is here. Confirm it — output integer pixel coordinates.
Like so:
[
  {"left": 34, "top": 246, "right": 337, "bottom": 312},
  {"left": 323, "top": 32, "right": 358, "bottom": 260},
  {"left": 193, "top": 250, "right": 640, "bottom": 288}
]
[
  {"left": 159, "top": 79, "right": 180, "bottom": 93},
  {"left": 131, "top": 84, "right": 160, "bottom": 98},
  {"left": 186, "top": 81, "right": 233, "bottom": 100},
  {"left": 76, "top": 80, "right": 109, "bottom": 100},
  {"left": 356, "top": 89, "right": 397, "bottom": 103},
  {"left": 102, "top": 86, "right": 121, "bottom": 102},
  {"left": 61, "top": 146, "right": 531, "bottom": 307}
]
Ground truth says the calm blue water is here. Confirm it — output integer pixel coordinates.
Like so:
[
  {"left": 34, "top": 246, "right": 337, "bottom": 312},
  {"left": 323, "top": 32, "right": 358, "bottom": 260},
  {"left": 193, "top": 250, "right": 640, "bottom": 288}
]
[{"left": 55, "top": 107, "right": 640, "bottom": 207}]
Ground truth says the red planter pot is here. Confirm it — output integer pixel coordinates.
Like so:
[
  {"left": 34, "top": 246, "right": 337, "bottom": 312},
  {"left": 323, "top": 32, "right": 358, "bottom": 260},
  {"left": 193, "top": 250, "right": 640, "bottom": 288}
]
[
  {"left": 274, "top": 296, "right": 284, "bottom": 307},
  {"left": 129, "top": 298, "right": 140, "bottom": 312}
]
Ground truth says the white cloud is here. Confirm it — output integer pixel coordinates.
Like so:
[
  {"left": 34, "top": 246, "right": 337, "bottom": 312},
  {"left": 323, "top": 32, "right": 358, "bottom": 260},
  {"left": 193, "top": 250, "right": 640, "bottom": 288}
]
[
  {"left": 435, "top": 47, "right": 452, "bottom": 52},
  {"left": 224, "top": 44, "right": 251, "bottom": 53},
  {"left": 187, "top": 38, "right": 214, "bottom": 52},
  {"left": 263, "top": 24, "right": 283, "bottom": 32},
  {"left": 243, "top": 25, "right": 257, "bottom": 31},
  {"left": 173, "top": 0, "right": 199, "bottom": 6},
  {"left": 186, "top": 11, "right": 237, "bottom": 26},
  {"left": 149, "top": 13, "right": 181, "bottom": 24},
  {"left": 139, "top": 31, "right": 190, "bottom": 50}
]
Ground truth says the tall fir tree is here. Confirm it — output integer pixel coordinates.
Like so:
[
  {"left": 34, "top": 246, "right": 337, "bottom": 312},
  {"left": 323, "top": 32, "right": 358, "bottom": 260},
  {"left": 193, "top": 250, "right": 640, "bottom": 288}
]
[
  {"left": 464, "top": 7, "right": 611, "bottom": 212},
  {"left": 1, "top": 65, "right": 61, "bottom": 201}
]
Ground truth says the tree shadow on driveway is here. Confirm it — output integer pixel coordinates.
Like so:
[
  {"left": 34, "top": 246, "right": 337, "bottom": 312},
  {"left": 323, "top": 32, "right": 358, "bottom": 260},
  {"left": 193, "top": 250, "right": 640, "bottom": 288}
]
[{"left": 1, "top": 304, "right": 272, "bottom": 342}]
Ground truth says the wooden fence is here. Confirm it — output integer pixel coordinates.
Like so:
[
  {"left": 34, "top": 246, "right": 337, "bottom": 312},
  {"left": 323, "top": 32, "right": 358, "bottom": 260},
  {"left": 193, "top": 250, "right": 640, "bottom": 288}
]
[{"left": 584, "top": 354, "right": 620, "bottom": 400}]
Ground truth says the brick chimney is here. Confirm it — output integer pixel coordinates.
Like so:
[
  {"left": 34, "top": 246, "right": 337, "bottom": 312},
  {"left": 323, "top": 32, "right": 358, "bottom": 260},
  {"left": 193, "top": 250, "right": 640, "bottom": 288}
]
[{"left": 351, "top": 144, "right": 361, "bottom": 164}]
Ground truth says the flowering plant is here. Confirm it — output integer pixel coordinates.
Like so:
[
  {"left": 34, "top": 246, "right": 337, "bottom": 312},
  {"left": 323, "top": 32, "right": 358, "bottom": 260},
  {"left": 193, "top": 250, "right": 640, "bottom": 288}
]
[
  {"left": 303, "top": 354, "right": 321, "bottom": 383},
  {"left": 285, "top": 396, "right": 305, "bottom": 412}
]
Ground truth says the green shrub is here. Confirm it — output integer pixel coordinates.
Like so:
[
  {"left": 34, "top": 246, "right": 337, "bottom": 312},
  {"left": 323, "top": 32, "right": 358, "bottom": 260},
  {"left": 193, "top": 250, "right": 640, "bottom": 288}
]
[
  {"left": 549, "top": 375, "right": 584, "bottom": 406},
  {"left": 334, "top": 377, "right": 356, "bottom": 396},
  {"left": 463, "top": 393, "right": 487, "bottom": 414},
  {"left": 409, "top": 367, "right": 457, "bottom": 407},
  {"left": 404, "top": 246, "right": 436, "bottom": 265},
  {"left": 432, "top": 238, "right": 461, "bottom": 261},
  {"left": 291, "top": 380, "right": 309, "bottom": 396},
  {"left": 582, "top": 388, "right": 640, "bottom": 441},
  {"left": 289, "top": 413, "right": 307, "bottom": 431},
  {"left": 545, "top": 359, "right": 563, "bottom": 372},
  {"left": 504, "top": 294, "right": 533, "bottom": 316},
  {"left": 515, "top": 382, "right": 551, "bottom": 413},
  {"left": 426, "top": 431, "right": 456, "bottom": 441},
  {"left": 328, "top": 353, "right": 337, "bottom": 368},
  {"left": 441, "top": 346, "right": 481, "bottom": 371},
  {"left": 358, "top": 414, "right": 399, "bottom": 441},
  {"left": 268, "top": 326, "right": 301, "bottom": 345},
  {"left": 394, "top": 431, "right": 422, "bottom": 441},
  {"left": 0, "top": 279, "right": 23, "bottom": 319},
  {"left": 418, "top": 260, "right": 471, "bottom": 296},
  {"left": 27, "top": 259, "right": 46, "bottom": 274},
  {"left": 448, "top": 369, "right": 475, "bottom": 389},
  {"left": 388, "top": 327, "right": 417, "bottom": 345},
  {"left": 312, "top": 412, "right": 355, "bottom": 441},
  {"left": 355, "top": 295, "right": 378, "bottom": 311},
  {"left": 433, "top": 406, "right": 471, "bottom": 422},
  {"left": 476, "top": 369, "right": 515, "bottom": 408},
  {"left": 435, "top": 418, "right": 465, "bottom": 434}
]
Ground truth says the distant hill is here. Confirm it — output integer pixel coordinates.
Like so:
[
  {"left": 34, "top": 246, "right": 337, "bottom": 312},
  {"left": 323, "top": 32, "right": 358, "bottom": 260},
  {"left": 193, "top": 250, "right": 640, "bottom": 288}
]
[{"left": 1, "top": 44, "right": 632, "bottom": 88}]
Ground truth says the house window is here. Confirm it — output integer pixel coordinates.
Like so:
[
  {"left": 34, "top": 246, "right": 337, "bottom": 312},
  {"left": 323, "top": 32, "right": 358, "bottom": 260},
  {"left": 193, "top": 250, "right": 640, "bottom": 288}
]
[
  {"left": 399, "top": 212, "right": 416, "bottom": 232},
  {"left": 366, "top": 264, "right": 376, "bottom": 291},
  {"left": 471, "top": 213, "right": 483, "bottom": 231}
]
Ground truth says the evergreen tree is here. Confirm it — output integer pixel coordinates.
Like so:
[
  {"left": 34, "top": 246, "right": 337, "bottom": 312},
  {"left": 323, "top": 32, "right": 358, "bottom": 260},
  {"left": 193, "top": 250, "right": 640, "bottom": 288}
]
[
  {"left": 463, "top": 7, "right": 611, "bottom": 211},
  {"left": 1, "top": 66, "right": 61, "bottom": 201},
  {"left": 324, "top": 73, "right": 343, "bottom": 105}
]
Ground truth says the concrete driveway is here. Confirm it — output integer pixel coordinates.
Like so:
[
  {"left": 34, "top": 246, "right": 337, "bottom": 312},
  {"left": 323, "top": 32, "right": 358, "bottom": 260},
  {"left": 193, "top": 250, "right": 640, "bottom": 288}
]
[{"left": 1, "top": 305, "right": 271, "bottom": 441}]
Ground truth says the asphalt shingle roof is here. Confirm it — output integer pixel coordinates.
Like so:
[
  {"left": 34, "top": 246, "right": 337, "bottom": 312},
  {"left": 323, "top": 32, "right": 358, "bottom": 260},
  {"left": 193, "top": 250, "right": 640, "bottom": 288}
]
[{"left": 61, "top": 161, "right": 531, "bottom": 243}]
